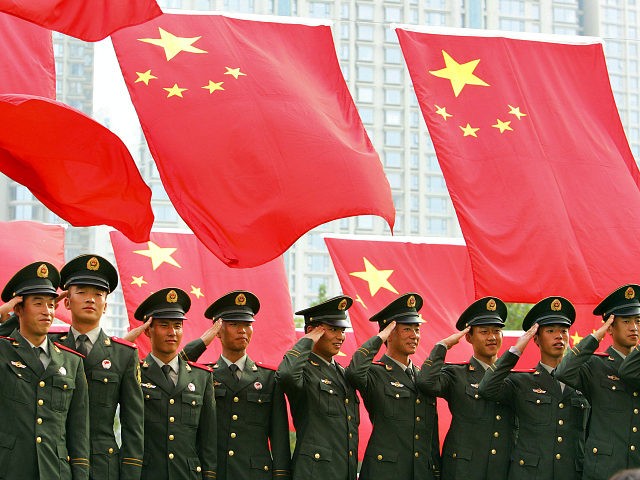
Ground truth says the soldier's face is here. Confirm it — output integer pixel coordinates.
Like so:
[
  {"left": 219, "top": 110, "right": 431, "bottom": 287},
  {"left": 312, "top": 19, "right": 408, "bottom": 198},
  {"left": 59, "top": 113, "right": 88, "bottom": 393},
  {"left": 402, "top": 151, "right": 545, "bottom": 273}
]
[
  {"left": 534, "top": 324, "right": 569, "bottom": 359},
  {"left": 64, "top": 285, "right": 107, "bottom": 325},
  {"left": 15, "top": 294, "right": 55, "bottom": 338},
  {"left": 312, "top": 324, "right": 345, "bottom": 361},
  {"left": 147, "top": 319, "right": 183, "bottom": 357},
  {"left": 387, "top": 323, "right": 421, "bottom": 356},
  {"left": 218, "top": 320, "right": 253, "bottom": 353},
  {"left": 466, "top": 325, "right": 503, "bottom": 358},
  {"left": 609, "top": 315, "right": 640, "bottom": 349}
]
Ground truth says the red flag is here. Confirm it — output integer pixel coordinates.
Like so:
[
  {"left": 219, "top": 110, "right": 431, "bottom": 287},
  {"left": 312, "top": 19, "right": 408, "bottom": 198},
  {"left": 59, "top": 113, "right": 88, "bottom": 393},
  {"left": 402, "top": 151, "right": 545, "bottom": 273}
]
[
  {"left": 396, "top": 28, "right": 640, "bottom": 304},
  {"left": 0, "top": 13, "right": 54, "bottom": 97},
  {"left": 0, "top": 94, "right": 153, "bottom": 243},
  {"left": 0, "top": 0, "right": 161, "bottom": 42},
  {"left": 110, "top": 230, "right": 296, "bottom": 364},
  {"left": 111, "top": 13, "right": 394, "bottom": 268}
]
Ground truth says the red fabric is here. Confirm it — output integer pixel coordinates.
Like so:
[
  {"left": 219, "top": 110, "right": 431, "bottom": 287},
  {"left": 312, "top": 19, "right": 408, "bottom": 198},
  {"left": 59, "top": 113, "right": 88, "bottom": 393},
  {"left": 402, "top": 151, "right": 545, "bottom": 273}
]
[
  {"left": 0, "top": 13, "right": 53, "bottom": 98},
  {"left": 396, "top": 29, "right": 640, "bottom": 304},
  {"left": 0, "top": 94, "right": 153, "bottom": 243},
  {"left": 110, "top": 230, "right": 296, "bottom": 364},
  {"left": 111, "top": 13, "right": 394, "bottom": 268},
  {"left": 0, "top": 0, "right": 161, "bottom": 42}
]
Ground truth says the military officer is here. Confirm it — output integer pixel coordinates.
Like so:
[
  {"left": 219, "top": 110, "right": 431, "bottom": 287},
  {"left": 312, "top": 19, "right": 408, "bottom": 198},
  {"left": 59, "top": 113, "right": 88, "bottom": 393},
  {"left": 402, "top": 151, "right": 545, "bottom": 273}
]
[
  {"left": 345, "top": 293, "right": 440, "bottom": 480},
  {"left": 137, "top": 288, "right": 217, "bottom": 480},
  {"left": 276, "top": 296, "right": 359, "bottom": 480},
  {"left": 418, "top": 297, "right": 514, "bottom": 480},
  {"left": 54, "top": 254, "right": 144, "bottom": 479},
  {"left": 479, "top": 297, "right": 589, "bottom": 480},
  {"left": 556, "top": 284, "right": 640, "bottom": 479},
  {"left": 0, "top": 261, "right": 90, "bottom": 479}
]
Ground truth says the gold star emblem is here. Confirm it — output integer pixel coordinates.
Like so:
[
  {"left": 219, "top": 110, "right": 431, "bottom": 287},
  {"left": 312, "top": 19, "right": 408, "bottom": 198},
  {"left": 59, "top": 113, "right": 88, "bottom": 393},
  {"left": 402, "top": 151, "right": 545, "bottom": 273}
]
[
  {"left": 492, "top": 119, "right": 513, "bottom": 133},
  {"left": 138, "top": 28, "right": 207, "bottom": 61},
  {"left": 224, "top": 67, "right": 247, "bottom": 80},
  {"left": 164, "top": 84, "right": 187, "bottom": 98},
  {"left": 191, "top": 285, "right": 204, "bottom": 299},
  {"left": 202, "top": 81, "right": 225, "bottom": 94},
  {"left": 134, "top": 241, "right": 181, "bottom": 270},
  {"left": 349, "top": 258, "right": 399, "bottom": 296},
  {"left": 135, "top": 69, "right": 157, "bottom": 85},
  {"left": 435, "top": 105, "right": 452, "bottom": 120},
  {"left": 460, "top": 123, "right": 479, "bottom": 137},
  {"left": 355, "top": 294, "right": 367, "bottom": 309},
  {"left": 131, "top": 276, "right": 147, "bottom": 287},
  {"left": 570, "top": 331, "right": 583, "bottom": 345},
  {"left": 508, "top": 105, "right": 527, "bottom": 119},
  {"left": 429, "top": 50, "right": 489, "bottom": 97}
]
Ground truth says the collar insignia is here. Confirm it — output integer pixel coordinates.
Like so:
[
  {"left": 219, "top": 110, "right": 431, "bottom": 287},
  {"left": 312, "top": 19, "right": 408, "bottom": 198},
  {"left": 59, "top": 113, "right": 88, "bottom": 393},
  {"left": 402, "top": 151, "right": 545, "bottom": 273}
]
[
  {"left": 104, "top": 338, "right": 111, "bottom": 346},
  {"left": 468, "top": 365, "right": 476, "bottom": 371},
  {"left": 213, "top": 364, "right": 219, "bottom": 369},
  {"left": 53, "top": 345, "right": 60, "bottom": 353},
  {"left": 142, "top": 361, "right": 149, "bottom": 368},
  {"left": 310, "top": 360, "right": 320, "bottom": 366},
  {"left": 533, "top": 371, "right": 540, "bottom": 375},
  {"left": 608, "top": 356, "right": 615, "bottom": 361},
  {"left": 385, "top": 364, "right": 393, "bottom": 371},
  {"left": 185, "top": 363, "right": 192, "bottom": 372},
  {"left": 251, "top": 365, "right": 258, "bottom": 371}
]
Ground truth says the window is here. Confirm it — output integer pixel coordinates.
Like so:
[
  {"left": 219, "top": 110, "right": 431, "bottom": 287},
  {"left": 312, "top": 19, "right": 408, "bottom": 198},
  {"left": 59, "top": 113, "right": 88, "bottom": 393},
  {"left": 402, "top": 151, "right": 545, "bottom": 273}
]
[
  {"left": 425, "top": 11, "right": 446, "bottom": 25},
  {"left": 427, "top": 175, "right": 447, "bottom": 192},
  {"left": 410, "top": 194, "right": 419, "bottom": 211},
  {"left": 385, "top": 88, "right": 402, "bottom": 105},
  {"left": 357, "top": 25, "right": 374, "bottom": 41},
  {"left": 358, "top": 45, "right": 374, "bottom": 61},
  {"left": 307, "top": 233, "right": 325, "bottom": 248},
  {"left": 384, "top": 47, "right": 402, "bottom": 64},
  {"left": 358, "top": 65, "right": 374, "bottom": 82},
  {"left": 385, "top": 7, "right": 402, "bottom": 22},
  {"left": 306, "top": 254, "right": 329, "bottom": 270},
  {"left": 385, "top": 67, "right": 402, "bottom": 84},
  {"left": 308, "top": 2, "right": 331, "bottom": 17},
  {"left": 499, "top": 18, "right": 525, "bottom": 31},
  {"left": 385, "top": 109, "right": 402, "bottom": 125},
  {"left": 357, "top": 216, "right": 374, "bottom": 229},
  {"left": 428, "top": 218, "right": 448, "bottom": 234},
  {"left": 385, "top": 150, "right": 403, "bottom": 167},
  {"left": 410, "top": 215, "right": 419, "bottom": 233},
  {"left": 339, "top": 45, "right": 349, "bottom": 61},
  {"left": 387, "top": 172, "right": 402, "bottom": 189},
  {"left": 358, "top": 4, "right": 374, "bottom": 20},
  {"left": 385, "top": 130, "right": 402, "bottom": 147},
  {"left": 359, "top": 107, "right": 374, "bottom": 124},
  {"left": 428, "top": 197, "right": 447, "bottom": 213},
  {"left": 358, "top": 86, "right": 374, "bottom": 103}
]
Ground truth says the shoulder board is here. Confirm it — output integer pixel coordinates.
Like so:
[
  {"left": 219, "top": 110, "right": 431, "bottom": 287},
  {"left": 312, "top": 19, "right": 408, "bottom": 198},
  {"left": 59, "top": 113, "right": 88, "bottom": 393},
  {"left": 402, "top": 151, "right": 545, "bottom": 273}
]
[
  {"left": 110, "top": 337, "right": 137, "bottom": 349},
  {"left": 511, "top": 368, "right": 536, "bottom": 373},
  {"left": 0, "top": 336, "right": 14, "bottom": 342},
  {"left": 54, "top": 342, "right": 85, "bottom": 358},
  {"left": 255, "top": 361, "right": 277, "bottom": 371},
  {"left": 372, "top": 361, "right": 386, "bottom": 366},
  {"left": 593, "top": 351, "right": 609, "bottom": 357},
  {"left": 187, "top": 361, "right": 213, "bottom": 372}
]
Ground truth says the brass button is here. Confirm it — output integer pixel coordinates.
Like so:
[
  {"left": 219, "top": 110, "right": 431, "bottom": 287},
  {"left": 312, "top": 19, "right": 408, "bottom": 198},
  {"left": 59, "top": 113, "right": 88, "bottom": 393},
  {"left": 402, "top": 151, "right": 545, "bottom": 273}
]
[
  {"left": 169, "top": 416, "right": 175, "bottom": 423},
  {"left": 347, "top": 415, "right": 352, "bottom": 421},
  {"left": 349, "top": 433, "right": 353, "bottom": 439},
  {"left": 635, "top": 409, "right": 639, "bottom": 415},
  {"left": 264, "top": 465, "right": 269, "bottom": 471},
  {"left": 108, "top": 448, "right": 114, "bottom": 454},
  {"left": 36, "top": 437, "right": 42, "bottom": 444},
  {"left": 474, "top": 394, "right": 479, "bottom": 399},
  {"left": 612, "top": 386, "right": 617, "bottom": 390},
  {"left": 169, "top": 453, "right": 174, "bottom": 460},
  {"left": 37, "top": 418, "right": 42, "bottom": 425},
  {"left": 329, "top": 390, "right": 334, "bottom": 394},
  {"left": 315, "top": 453, "right": 321, "bottom": 459},
  {"left": 593, "top": 448, "right": 598, "bottom": 454},
  {"left": 349, "top": 450, "right": 353, "bottom": 456},
  {"left": 557, "top": 437, "right": 563, "bottom": 443},
  {"left": 345, "top": 398, "right": 349, "bottom": 404},
  {"left": 415, "top": 434, "right": 420, "bottom": 440},
  {"left": 491, "top": 449, "right": 496, "bottom": 455},
  {"left": 197, "top": 467, "right": 202, "bottom": 472},
  {"left": 145, "top": 394, "right": 150, "bottom": 399},
  {"left": 230, "top": 433, "right": 236, "bottom": 439},
  {"left": 496, "top": 415, "right": 501, "bottom": 420},
  {"left": 519, "top": 460, "right": 524, "bottom": 466},
  {"left": 558, "top": 403, "right": 564, "bottom": 409},
  {"left": 416, "top": 398, "right": 421, "bottom": 404},
  {"left": 229, "top": 450, "right": 234, "bottom": 456},
  {"left": 414, "top": 452, "right": 419, "bottom": 458},
  {"left": 377, "top": 454, "right": 383, "bottom": 461},
  {"left": 452, "top": 453, "right": 457, "bottom": 458},
  {"left": 169, "top": 435, "right": 174, "bottom": 441},
  {"left": 191, "top": 400, "right": 196, "bottom": 406},
  {"left": 536, "top": 399, "right": 540, "bottom": 404},
  {"left": 103, "top": 378, "right": 108, "bottom": 383},
  {"left": 416, "top": 416, "right": 421, "bottom": 422},
  {"left": 634, "top": 427, "right": 638, "bottom": 433},
  {"left": 555, "top": 454, "right": 561, "bottom": 460},
  {"left": 233, "top": 397, "right": 239, "bottom": 403},
  {"left": 37, "top": 399, "right": 44, "bottom": 406},
  {"left": 558, "top": 420, "right": 564, "bottom": 425},
  {"left": 635, "top": 392, "right": 639, "bottom": 397},
  {"left": 232, "top": 415, "right": 238, "bottom": 421},
  {"left": 39, "top": 381, "right": 45, "bottom": 387},
  {"left": 493, "top": 432, "right": 499, "bottom": 438},
  {"left": 63, "top": 384, "right": 68, "bottom": 389},
  {"left": 632, "top": 446, "right": 637, "bottom": 451},
  {"left": 169, "top": 399, "right": 175, "bottom": 405},
  {"left": 395, "top": 394, "right": 400, "bottom": 398}
]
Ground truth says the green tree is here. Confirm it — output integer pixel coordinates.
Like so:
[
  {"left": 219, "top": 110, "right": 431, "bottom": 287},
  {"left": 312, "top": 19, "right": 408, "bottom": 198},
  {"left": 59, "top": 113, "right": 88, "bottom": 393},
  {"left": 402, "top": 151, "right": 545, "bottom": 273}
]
[{"left": 505, "top": 303, "right": 533, "bottom": 330}]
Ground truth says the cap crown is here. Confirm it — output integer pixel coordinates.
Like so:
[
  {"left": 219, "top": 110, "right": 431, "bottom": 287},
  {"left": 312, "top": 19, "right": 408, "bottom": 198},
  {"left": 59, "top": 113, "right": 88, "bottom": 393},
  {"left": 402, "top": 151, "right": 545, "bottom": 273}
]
[
  {"left": 134, "top": 287, "right": 191, "bottom": 321},
  {"left": 1, "top": 261, "right": 60, "bottom": 302},
  {"left": 60, "top": 254, "right": 118, "bottom": 293}
]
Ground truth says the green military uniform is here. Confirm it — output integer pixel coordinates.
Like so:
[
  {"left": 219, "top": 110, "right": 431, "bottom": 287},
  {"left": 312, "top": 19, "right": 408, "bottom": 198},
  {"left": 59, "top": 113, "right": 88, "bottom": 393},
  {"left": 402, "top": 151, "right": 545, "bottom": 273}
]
[
  {"left": 183, "top": 290, "right": 291, "bottom": 479},
  {"left": 418, "top": 297, "right": 514, "bottom": 480},
  {"left": 479, "top": 297, "right": 589, "bottom": 480},
  {"left": 277, "top": 296, "right": 359, "bottom": 480},
  {"left": 555, "top": 284, "right": 640, "bottom": 480},
  {"left": 55, "top": 254, "right": 144, "bottom": 479},
  {"left": 346, "top": 293, "right": 440, "bottom": 480}
]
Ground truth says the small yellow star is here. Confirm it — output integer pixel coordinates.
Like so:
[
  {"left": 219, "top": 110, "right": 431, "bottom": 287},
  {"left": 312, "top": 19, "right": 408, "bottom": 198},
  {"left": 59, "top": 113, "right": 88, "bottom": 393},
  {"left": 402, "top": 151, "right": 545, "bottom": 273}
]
[
  {"left": 354, "top": 294, "right": 367, "bottom": 309},
  {"left": 570, "top": 331, "right": 583, "bottom": 345},
  {"left": 349, "top": 258, "right": 399, "bottom": 296},
  {"left": 224, "top": 67, "right": 247, "bottom": 79},
  {"left": 429, "top": 50, "right": 489, "bottom": 97},
  {"left": 460, "top": 123, "right": 479, "bottom": 137},
  {"left": 138, "top": 28, "right": 207, "bottom": 61},
  {"left": 164, "top": 84, "right": 187, "bottom": 98},
  {"left": 131, "top": 276, "right": 147, "bottom": 287},
  {"left": 202, "top": 81, "right": 225, "bottom": 94},
  {"left": 190, "top": 285, "right": 204, "bottom": 299},
  {"left": 492, "top": 119, "right": 513, "bottom": 133},
  {"left": 508, "top": 105, "right": 527, "bottom": 119},
  {"left": 135, "top": 70, "right": 157, "bottom": 85},
  {"left": 134, "top": 241, "right": 181, "bottom": 270},
  {"left": 435, "top": 105, "right": 452, "bottom": 121}
]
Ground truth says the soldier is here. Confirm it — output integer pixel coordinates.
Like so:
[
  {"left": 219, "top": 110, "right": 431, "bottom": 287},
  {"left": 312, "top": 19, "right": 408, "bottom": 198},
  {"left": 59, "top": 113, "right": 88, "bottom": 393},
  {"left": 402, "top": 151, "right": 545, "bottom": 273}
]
[
  {"left": 417, "top": 297, "right": 514, "bottom": 480},
  {"left": 479, "top": 297, "right": 589, "bottom": 480},
  {"left": 276, "top": 296, "right": 359, "bottom": 480},
  {"left": 345, "top": 293, "right": 440, "bottom": 480},
  {"left": 0, "top": 261, "right": 90, "bottom": 479},
  {"left": 180, "top": 290, "right": 291, "bottom": 479},
  {"left": 556, "top": 284, "right": 640, "bottom": 479},
  {"left": 136, "top": 288, "right": 217, "bottom": 480}
]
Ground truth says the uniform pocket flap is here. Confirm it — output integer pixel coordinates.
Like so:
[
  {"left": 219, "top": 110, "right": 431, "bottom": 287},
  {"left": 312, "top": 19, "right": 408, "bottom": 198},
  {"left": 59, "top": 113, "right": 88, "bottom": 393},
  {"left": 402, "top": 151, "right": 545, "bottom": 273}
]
[
  {"left": 300, "top": 444, "right": 332, "bottom": 461},
  {"left": 182, "top": 392, "right": 202, "bottom": 406},
  {"left": 57, "top": 443, "right": 69, "bottom": 460},
  {"left": 0, "top": 433, "right": 16, "bottom": 450},
  {"left": 53, "top": 375, "right": 75, "bottom": 390},
  {"left": 570, "top": 396, "right": 588, "bottom": 409},
  {"left": 142, "top": 388, "right": 162, "bottom": 400},
  {"left": 524, "top": 393, "right": 551, "bottom": 405},
  {"left": 589, "top": 442, "right": 614, "bottom": 456},
  {"left": 250, "top": 455, "right": 272, "bottom": 470},
  {"left": 187, "top": 457, "right": 202, "bottom": 472},
  {"left": 91, "top": 370, "right": 119, "bottom": 383},
  {"left": 318, "top": 381, "right": 338, "bottom": 395},
  {"left": 464, "top": 384, "right": 481, "bottom": 398},
  {"left": 214, "top": 388, "right": 227, "bottom": 398},
  {"left": 383, "top": 385, "right": 410, "bottom": 398},
  {"left": 512, "top": 450, "right": 540, "bottom": 466},
  {"left": 447, "top": 445, "right": 472, "bottom": 460},
  {"left": 247, "top": 391, "right": 272, "bottom": 404},
  {"left": 600, "top": 378, "right": 625, "bottom": 392},
  {"left": 368, "top": 451, "right": 398, "bottom": 463}
]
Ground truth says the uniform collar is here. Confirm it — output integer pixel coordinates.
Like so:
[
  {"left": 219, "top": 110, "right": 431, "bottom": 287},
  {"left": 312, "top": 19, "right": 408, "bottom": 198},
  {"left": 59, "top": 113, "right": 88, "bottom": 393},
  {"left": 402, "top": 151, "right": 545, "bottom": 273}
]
[
  {"left": 24, "top": 336, "right": 49, "bottom": 354},
  {"left": 611, "top": 347, "right": 627, "bottom": 360},
  {"left": 387, "top": 356, "right": 413, "bottom": 371},
  {"left": 70, "top": 325, "right": 101, "bottom": 345},
  {"left": 472, "top": 356, "right": 491, "bottom": 371},
  {"left": 221, "top": 354, "right": 248, "bottom": 371},
  {"left": 150, "top": 353, "right": 180, "bottom": 374}
]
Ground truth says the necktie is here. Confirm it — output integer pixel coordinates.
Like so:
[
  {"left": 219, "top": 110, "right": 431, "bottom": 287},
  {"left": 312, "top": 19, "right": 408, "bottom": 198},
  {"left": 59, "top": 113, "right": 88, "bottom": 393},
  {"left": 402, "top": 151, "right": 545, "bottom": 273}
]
[
  {"left": 33, "top": 346, "right": 45, "bottom": 369},
  {"left": 76, "top": 334, "right": 89, "bottom": 357},
  {"left": 162, "top": 364, "right": 174, "bottom": 387},
  {"left": 229, "top": 363, "right": 240, "bottom": 382},
  {"left": 406, "top": 366, "right": 415, "bottom": 384}
]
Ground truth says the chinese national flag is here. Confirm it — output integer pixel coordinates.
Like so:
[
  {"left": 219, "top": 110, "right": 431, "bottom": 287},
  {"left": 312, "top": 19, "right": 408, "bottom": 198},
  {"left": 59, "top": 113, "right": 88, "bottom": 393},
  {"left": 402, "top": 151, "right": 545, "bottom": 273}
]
[
  {"left": 396, "top": 28, "right": 640, "bottom": 304},
  {"left": 0, "top": 0, "right": 161, "bottom": 42},
  {"left": 0, "top": 13, "right": 54, "bottom": 98},
  {"left": 110, "top": 230, "right": 296, "bottom": 365},
  {"left": 111, "top": 13, "right": 394, "bottom": 268},
  {"left": 0, "top": 95, "right": 153, "bottom": 243}
]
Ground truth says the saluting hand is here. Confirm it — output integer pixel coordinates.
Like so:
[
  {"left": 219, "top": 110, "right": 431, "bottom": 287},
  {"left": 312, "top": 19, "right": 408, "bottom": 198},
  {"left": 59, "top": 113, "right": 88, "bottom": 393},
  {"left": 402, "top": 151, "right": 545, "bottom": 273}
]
[
  {"left": 304, "top": 325, "right": 326, "bottom": 344},
  {"left": 200, "top": 318, "right": 223, "bottom": 346},
  {"left": 0, "top": 295, "right": 22, "bottom": 322},
  {"left": 123, "top": 317, "right": 153, "bottom": 342},
  {"left": 594, "top": 314, "right": 615, "bottom": 341},
  {"left": 440, "top": 327, "right": 470, "bottom": 349},
  {"left": 377, "top": 321, "right": 397, "bottom": 342},
  {"left": 514, "top": 323, "right": 539, "bottom": 353}
]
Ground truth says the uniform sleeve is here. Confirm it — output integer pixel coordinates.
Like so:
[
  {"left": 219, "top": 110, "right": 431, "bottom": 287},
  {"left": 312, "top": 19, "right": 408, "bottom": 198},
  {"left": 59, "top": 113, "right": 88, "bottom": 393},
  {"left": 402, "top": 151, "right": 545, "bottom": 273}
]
[
  {"left": 620, "top": 347, "right": 640, "bottom": 388},
  {"left": 344, "top": 335, "right": 383, "bottom": 394},
  {"left": 269, "top": 379, "right": 292, "bottom": 478},
  {"left": 477, "top": 350, "right": 518, "bottom": 405},
  {"left": 67, "top": 357, "right": 90, "bottom": 480},
  {"left": 198, "top": 371, "right": 218, "bottom": 479},
  {"left": 417, "top": 343, "right": 454, "bottom": 398},
  {"left": 119, "top": 348, "right": 144, "bottom": 479},
  {"left": 554, "top": 334, "right": 598, "bottom": 396},
  {"left": 276, "top": 337, "right": 314, "bottom": 396},
  {"left": 181, "top": 339, "right": 207, "bottom": 362}
]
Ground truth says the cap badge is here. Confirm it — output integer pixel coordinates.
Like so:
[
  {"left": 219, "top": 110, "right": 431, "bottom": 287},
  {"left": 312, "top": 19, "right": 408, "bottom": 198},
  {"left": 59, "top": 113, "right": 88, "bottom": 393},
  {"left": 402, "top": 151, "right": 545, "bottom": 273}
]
[
  {"left": 626, "top": 287, "right": 636, "bottom": 299},
  {"left": 407, "top": 295, "right": 416, "bottom": 308},
  {"left": 468, "top": 365, "right": 476, "bottom": 371},
  {"left": 254, "top": 381, "right": 263, "bottom": 390},
  {"left": 58, "top": 366, "right": 67, "bottom": 376},
  {"left": 188, "top": 382, "right": 196, "bottom": 391},
  {"left": 87, "top": 257, "right": 100, "bottom": 271},
  {"left": 235, "top": 293, "right": 247, "bottom": 306},
  {"left": 338, "top": 299, "right": 348, "bottom": 311},
  {"left": 550, "top": 299, "right": 562, "bottom": 311},
  {"left": 486, "top": 299, "right": 497, "bottom": 311},
  {"left": 102, "top": 359, "right": 111, "bottom": 370},
  {"left": 166, "top": 290, "right": 178, "bottom": 303},
  {"left": 37, "top": 264, "right": 49, "bottom": 278}
]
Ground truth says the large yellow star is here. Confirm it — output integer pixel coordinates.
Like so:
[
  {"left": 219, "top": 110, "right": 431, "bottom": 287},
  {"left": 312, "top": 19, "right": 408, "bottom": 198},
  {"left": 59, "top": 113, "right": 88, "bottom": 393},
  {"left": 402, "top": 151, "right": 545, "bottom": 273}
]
[
  {"left": 349, "top": 258, "right": 399, "bottom": 296},
  {"left": 202, "top": 81, "right": 224, "bottom": 94},
  {"left": 134, "top": 241, "right": 181, "bottom": 270},
  {"left": 429, "top": 50, "right": 489, "bottom": 97},
  {"left": 131, "top": 275, "right": 147, "bottom": 287},
  {"left": 492, "top": 119, "right": 513, "bottom": 133},
  {"left": 224, "top": 67, "right": 247, "bottom": 79},
  {"left": 135, "top": 70, "right": 157, "bottom": 85},
  {"left": 164, "top": 84, "right": 187, "bottom": 98},
  {"left": 190, "top": 285, "right": 204, "bottom": 299},
  {"left": 138, "top": 28, "right": 207, "bottom": 61},
  {"left": 460, "top": 123, "right": 479, "bottom": 137},
  {"left": 508, "top": 105, "right": 527, "bottom": 119},
  {"left": 570, "top": 331, "right": 583, "bottom": 345},
  {"left": 435, "top": 105, "right": 452, "bottom": 121}
]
